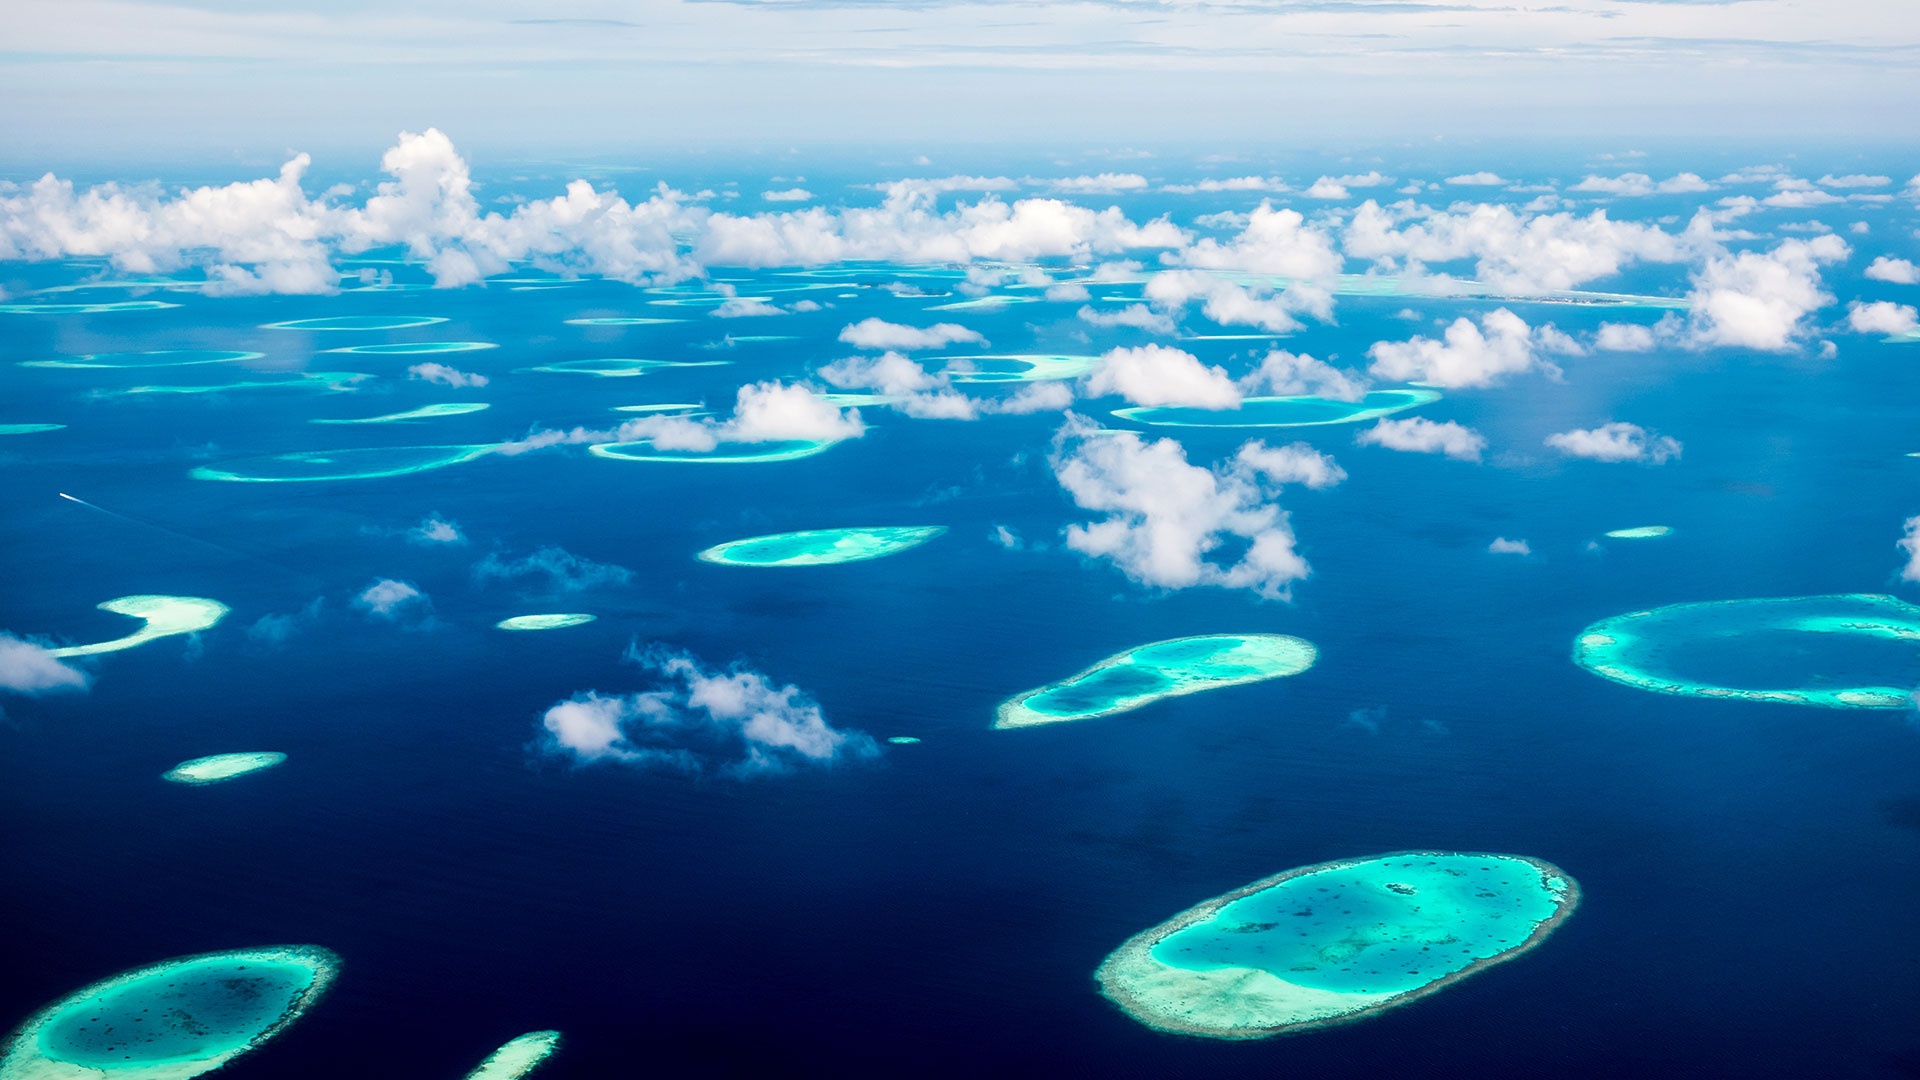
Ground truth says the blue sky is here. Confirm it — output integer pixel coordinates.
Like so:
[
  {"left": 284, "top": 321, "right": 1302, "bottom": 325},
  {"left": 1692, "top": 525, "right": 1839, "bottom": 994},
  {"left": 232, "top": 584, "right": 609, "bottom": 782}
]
[{"left": 2, "top": 0, "right": 1916, "bottom": 161}]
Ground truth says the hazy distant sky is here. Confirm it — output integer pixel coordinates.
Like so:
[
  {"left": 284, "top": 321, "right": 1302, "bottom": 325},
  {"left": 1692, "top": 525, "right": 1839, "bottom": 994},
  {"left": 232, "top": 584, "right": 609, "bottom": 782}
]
[{"left": 3, "top": 0, "right": 1916, "bottom": 160}]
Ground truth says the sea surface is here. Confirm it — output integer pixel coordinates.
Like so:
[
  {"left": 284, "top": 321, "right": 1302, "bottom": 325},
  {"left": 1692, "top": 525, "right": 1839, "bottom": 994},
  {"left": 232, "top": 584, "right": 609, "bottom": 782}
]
[{"left": 2, "top": 150, "right": 1919, "bottom": 1078}]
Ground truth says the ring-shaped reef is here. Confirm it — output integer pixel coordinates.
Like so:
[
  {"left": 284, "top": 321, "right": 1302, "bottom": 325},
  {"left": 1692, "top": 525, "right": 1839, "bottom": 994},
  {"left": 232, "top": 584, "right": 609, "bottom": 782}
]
[
  {"left": 564, "top": 317, "right": 680, "bottom": 326},
  {"left": 107, "top": 372, "right": 371, "bottom": 396},
  {"left": 996, "top": 634, "right": 1317, "bottom": 729},
  {"left": 646, "top": 296, "right": 774, "bottom": 308},
  {"left": 588, "top": 439, "right": 837, "bottom": 464},
  {"left": 496, "top": 614, "right": 597, "bottom": 632},
  {"left": 0, "top": 301, "right": 180, "bottom": 315},
  {"left": 1096, "top": 852, "right": 1579, "bottom": 1040},
  {"left": 322, "top": 341, "right": 496, "bottom": 356},
  {"left": 1572, "top": 593, "right": 1920, "bottom": 708},
  {"left": 191, "top": 444, "right": 498, "bottom": 483},
  {"left": 0, "top": 424, "right": 64, "bottom": 435},
  {"left": 463, "top": 1031, "right": 563, "bottom": 1080},
  {"left": 942, "top": 355, "right": 1100, "bottom": 384},
  {"left": 1114, "top": 389, "right": 1442, "bottom": 429},
  {"left": 0, "top": 945, "right": 340, "bottom": 1079},
  {"left": 520, "top": 358, "right": 729, "bottom": 377},
  {"left": 261, "top": 315, "right": 447, "bottom": 331},
  {"left": 697, "top": 526, "right": 946, "bottom": 567},
  {"left": 47, "top": 596, "right": 230, "bottom": 658},
  {"left": 23, "top": 350, "right": 263, "bottom": 370},
  {"left": 610, "top": 403, "right": 703, "bottom": 414},
  {"left": 163, "top": 752, "right": 287, "bottom": 786},
  {"left": 1604, "top": 526, "right": 1672, "bottom": 539},
  {"left": 311, "top": 403, "right": 490, "bottom": 425}
]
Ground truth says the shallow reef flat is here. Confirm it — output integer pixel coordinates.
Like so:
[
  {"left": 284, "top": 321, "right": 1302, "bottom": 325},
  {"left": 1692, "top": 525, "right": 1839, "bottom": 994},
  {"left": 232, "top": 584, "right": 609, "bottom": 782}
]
[
  {"left": 564, "top": 316, "right": 681, "bottom": 326},
  {"left": 589, "top": 438, "right": 837, "bottom": 464},
  {"left": 0, "top": 301, "right": 180, "bottom": 315},
  {"left": 105, "top": 372, "right": 371, "bottom": 396},
  {"left": 1604, "top": 526, "right": 1673, "bottom": 539},
  {"left": 1572, "top": 593, "right": 1920, "bottom": 708},
  {"left": 261, "top": 315, "right": 447, "bottom": 331},
  {"left": 322, "top": 341, "right": 496, "bottom": 355},
  {"left": 697, "top": 525, "right": 946, "bottom": 567},
  {"left": 463, "top": 1031, "right": 562, "bottom": 1080},
  {"left": 0, "top": 424, "right": 64, "bottom": 435},
  {"left": 191, "top": 444, "right": 498, "bottom": 482},
  {"left": 1096, "top": 852, "right": 1579, "bottom": 1039},
  {"left": 23, "top": 349, "right": 263, "bottom": 370},
  {"left": 48, "top": 596, "right": 229, "bottom": 658},
  {"left": 996, "top": 633, "right": 1316, "bottom": 729},
  {"left": 310, "top": 403, "right": 490, "bottom": 425},
  {"left": 163, "top": 751, "right": 287, "bottom": 785},
  {"left": 1114, "top": 389, "right": 1441, "bottom": 428},
  {"left": 942, "top": 354, "right": 1099, "bottom": 384},
  {"left": 520, "top": 358, "right": 728, "bottom": 377},
  {"left": 496, "top": 614, "right": 596, "bottom": 631},
  {"left": 0, "top": 945, "right": 339, "bottom": 1079}
]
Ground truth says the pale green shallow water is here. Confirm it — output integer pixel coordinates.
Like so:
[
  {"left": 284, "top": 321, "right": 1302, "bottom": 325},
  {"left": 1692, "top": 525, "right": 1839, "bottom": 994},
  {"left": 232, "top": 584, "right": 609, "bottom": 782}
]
[
  {"left": 261, "top": 315, "right": 447, "bottom": 331},
  {"left": 1096, "top": 852, "right": 1578, "bottom": 1038},
  {"left": 521, "top": 358, "right": 729, "bottom": 377},
  {"left": 589, "top": 439, "right": 837, "bottom": 464},
  {"left": 311, "top": 403, "right": 490, "bottom": 425},
  {"left": 0, "top": 946, "right": 338, "bottom": 1079},
  {"left": 322, "top": 341, "right": 497, "bottom": 355},
  {"left": 463, "top": 1031, "right": 562, "bottom": 1080},
  {"left": 162, "top": 752, "right": 287, "bottom": 785},
  {"left": 105, "top": 372, "right": 371, "bottom": 396},
  {"left": 697, "top": 526, "right": 946, "bottom": 567},
  {"left": 0, "top": 301, "right": 180, "bottom": 314},
  {"left": 47, "top": 596, "right": 230, "bottom": 658},
  {"left": 942, "top": 355, "right": 1099, "bottom": 384},
  {"left": 496, "top": 614, "right": 597, "bottom": 631},
  {"left": 23, "top": 350, "right": 263, "bottom": 370},
  {"left": 565, "top": 317, "right": 681, "bottom": 326},
  {"left": 996, "top": 634, "right": 1317, "bottom": 729},
  {"left": 1604, "top": 526, "right": 1673, "bottom": 539},
  {"left": 191, "top": 445, "right": 498, "bottom": 482},
  {"left": 1114, "top": 389, "right": 1441, "bottom": 428},
  {"left": 0, "top": 424, "right": 64, "bottom": 435}
]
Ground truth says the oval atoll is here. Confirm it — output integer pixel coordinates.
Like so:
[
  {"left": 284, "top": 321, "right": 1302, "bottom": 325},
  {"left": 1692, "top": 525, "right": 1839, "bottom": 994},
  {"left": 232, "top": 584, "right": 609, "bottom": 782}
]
[
  {"left": 162, "top": 752, "right": 287, "bottom": 786},
  {"left": 463, "top": 1031, "right": 563, "bottom": 1080},
  {"left": 521, "top": 358, "right": 727, "bottom": 377},
  {"left": 0, "top": 945, "right": 339, "bottom": 1079},
  {"left": 1603, "top": 525, "right": 1672, "bottom": 539},
  {"left": 322, "top": 341, "right": 495, "bottom": 355},
  {"left": 48, "top": 596, "right": 230, "bottom": 658},
  {"left": 697, "top": 526, "right": 946, "bottom": 567},
  {"left": 191, "top": 444, "right": 497, "bottom": 483},
  {"left": 0, "top": 301, "right": 179, "bottom": 315},
  {"left": 996, "top": 634, "right": 1316, "bottom": 729},
  {"left": 1113, "top": 389, "right": 1441, "bottom": 429},
  {"left": 1095, "top": 852, "right": 1579, "bottom": 1039},
  {"left": 589, "top": 439, "right": 836, "bottom": 464},
  {"left": 23, "top": 349, "right": 263, "bottom": 370},
  {"left": 311, "top": 403, "right": 490, "bottom": 425},
  {"left": 261, "top": 315, "right": 447, "bottom": 331},
  {"left": 496, "top": 614, "right": 597, "bottom": 632},
  {"left": 1573, "top": 594, "right": 1920, "bottom": 708}
]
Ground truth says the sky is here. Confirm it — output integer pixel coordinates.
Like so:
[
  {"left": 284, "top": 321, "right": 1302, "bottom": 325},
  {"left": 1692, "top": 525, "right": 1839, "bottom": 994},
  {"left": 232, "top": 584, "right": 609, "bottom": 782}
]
[{"left": 3, "top": 0, "right": 1918, "bottom": 163}]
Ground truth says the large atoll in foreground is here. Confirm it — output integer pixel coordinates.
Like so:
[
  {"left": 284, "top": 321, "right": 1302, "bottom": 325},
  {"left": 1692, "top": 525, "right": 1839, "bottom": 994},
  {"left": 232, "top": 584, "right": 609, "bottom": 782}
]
[
  {"left": 0, "top": 945, "right": 339, "bottom": 1079},
  {"left": 463, "top": 1031, "right": 563, "bottom": 1080},
  {"left": 697, "top": 526, "right": 947, "bottom": 567},
  {"left": 1572, "top": 593, "right": 1920, "bottom": 708},
  {"left": 47, "top": 596, "right": 229, "bottom": 658},
  {"left": 1096, "top": 852, "right": 1579, "bottom": 1039},
  {"left": 162, "top": 752, "right": 287, "bottom": 786},
  {"left": 1113, "top": 389, "right": 1441, "bottom": 429},
  {"left": 996, "top": 634, "right": 1316, "bottom": 729}
]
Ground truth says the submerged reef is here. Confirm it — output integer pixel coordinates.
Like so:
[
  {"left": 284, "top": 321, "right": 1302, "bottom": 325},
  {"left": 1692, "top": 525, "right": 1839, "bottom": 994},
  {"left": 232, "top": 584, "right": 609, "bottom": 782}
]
[
  {"left": 463, "top": 1031, "right": 562, "bottom": 1080},
  {"left": 1603, "top": 526, "right": 1673, "bottom": 539},
  {"left": 0, "top": 424, "right": 64, "bottom": 435},
  {"left": 564, "top": 316, "right": 680, "bottom": 326},
  {"left": 1573, "top": 593, "right": 1920, "bottom": 708},
  {"left": 261, "top": 315, "right": 447, "bottom": 331},
  {"left": 322, "top": 341, "right": 495, "bottom": 355},
  {"left": 697, "top": 526, "right": 947, "bottom": 567},
  {"left": 996, "top": 634, "right": 1316, "bottom": 729},
  {"left": 311, "top": 403, "right": 490, "bottom": 425},
  {"left": 1096, "top": 852, "right": 1579, "bottom": 1039},
  {"left": 520, "top": 358, "right": 728, "bottom": 377},
  {"left": 1114, "top": 389, "right": 1441, "bottom": 429},
  {"left": 0, "top": 301, "right": 179, "bottom": 315},
  {"left": 191, "top": 444, "right": 497, "bottom": 482},
  {"left": 23, "top": 350, "right": 262, "bottom": 370},
  {"left": 496, "top": 614, "right": 596, "bottom": 631},
  {"left": 589, "top": 439, "right": 836, "bottom": 464},
  {"left": 0, "top": 945, "right": 339, "bottom": 1079},
  {"left": 942, "top": 354, "right": 1099, "bottom": 384},
  {"left": 106, "top": 372, "right": 371, "bottom": 396},
  {"left": 48, "top": 596, "right": 229, "bottom": 658},
  {"left": 163, "top": 752, "right": 287, "bottom": 786}
]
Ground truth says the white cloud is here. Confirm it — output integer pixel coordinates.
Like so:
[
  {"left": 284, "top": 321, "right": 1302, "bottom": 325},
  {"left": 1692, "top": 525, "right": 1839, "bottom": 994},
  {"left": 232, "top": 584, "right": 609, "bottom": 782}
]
[
  {"left": 410, "top": 514, "right": 465, "bottom": 545},
  {"left": 837, "top": 318, "right": 984, "bottom": 350},
  {"left": 1046, "top": 282, "right": 1092, "bottom": 301},
  {"left": 761, "top": 188, "right": 813, "bottom": 202},
  {"left": 1900, "top": 516, "right": 1920, "bottom": 584},
  {"left": 1163, "top": 176, "right": 1287, "bottom": 194},
  {"left": 0, "top": 634, "right": 89, "bottom": 695},
  {"left": 870, "top": 175, "right": 1017, "bottom": 196},
  {"left": 1570, "top": 173, "right": 1712, "bottom": 196},
  {"left": 354, "top": 578, "right": 428, "bottom": 619},
  {"left": 1446, "top": 172, "right": 1508, "bottom": 186},
  {"left": 1173, "top": 202, "right": 1344, "bottom": 279},
  {"left": 539, "top": 649, "right": 877, "bottom": 777},
  {"left": 1366, "top": 307, "right": 1553, "bottom": 388},
  {"left": 994, "top": 381, "right": 1076, "bottom": 414},
  {"left": 818, "top": 350, "right": 983, "bottom": 419},
  {"left": 1594, "top": 322, "right": 1658, "bottom": 352},
  {"left": 1488, "top": 537, "right": 1531, "bottom": 555},
  {"left": 1544, "top": 421, "right": 1682, "bottom": 464},
  {"left": 1818, "top": 174, "right": 1891, "bottom": 189},
  {"left": 711, "top": 297, "right": 787, "bottom": 318},
  {"left": 408, "top": 362, "right": 489, "bottom": 387},
  {"left": 1078, "top": 302, "right": 1178, "bottom": 334},
  {"left": 1083, "top": 344, "right": 1240, "bottom": 408},
  {"left": 501, "top": 380, "right": 866, "bottom": 455},
  {"left": 1683, "top": 235, "right": 1849, "bottom": 350},
  {"left": 474, "top": 546, "right": 633, "bottom": 592},
  {"left": 1761, "top": 180, "right": 1845, "bottom": 208},
  {"left": 1240, "top": 349, "right": 1368, "bottom": 401},
  {"left": 1049, "top": 417, "right": 1338, "bottom": 599},
  {"left": 1355, "top": 417, "right": 1486, "bottom": 461},
  {"left": 1142, "top": 269, "right": 1322, "bottom": 334},
  {"left": 1048, "top": 173, "right": 1150, "bottom": 194},
  {"left": 991, "top": 525, "right": 1023, "bottom": 549},
  {"left": 1304, "top": 172, "right": 1389, "bottom": 200},
  {"left": 1344, "top": 199, "right": 1691, "bottom": 293},
  {"left": 1865, "top": 256, "right": 1920, "bottom": 285},
  {"left": 1847, "top": 300, "right": 1920, "bottom": 335}
]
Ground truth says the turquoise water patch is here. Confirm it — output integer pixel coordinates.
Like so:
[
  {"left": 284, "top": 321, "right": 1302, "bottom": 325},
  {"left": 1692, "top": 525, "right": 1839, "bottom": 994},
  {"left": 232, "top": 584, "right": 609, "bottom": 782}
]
[
  {"left": 1115, "top": 389, "right": 1441, "bottom": 428},
  {"left": 191, "top": 444, "right": 498, "bottom": 483},
  {"left": 589, "top": 439, "right": 837, "bottom": 464},
  {"left": 311, "top": 403, "right": 490, "bottom": 425},
  {"left": 943, "top": 354, "right": 1099, "bottom": 384},
  {"left": 261, "top": 315, "right": 447, "bottom": 331},
  {"left": 1572, "top": 593, "right": 1920, "bottom": 708},
  {"left": 886, "top": 736, "right": 922, "bottom": 745},
  {"left": 997, "top": 634, "right": 1316, "bottom": 729},
  {"left": 522, "top": 358, "right": 730, "bottom": 377},
  {"left": 163, "top": 752, "right": 287, "bottom": 785},
  {"left": 698, "top": 526, "right": 946, "bottom": 567},
  {"left": 464, "top": 1031, "right": 563, "bottom": 1079},
  {"left": 0, "top": 301, "right": 180, "bottom": 314},
  {"left": 105, "top": 372, "right": 371, "bottom": 396},
  {"left": 323, "top": 341, "right": 496, "bottom": 355},
  {"left": 611, "top": 403, "right": 704, "bottom": 414},
  {"left": 926, "top": 295, "right": 1040, "bottom": 311},
  {"left": 0, "top": 424, "right": 64, "bottom": 435},
  {"left": 47, "top": 595, "right": 230, "bottom": 659},
  {"left": 648, "top": 296, "right": 774, "bottom": 308},
  {"left": 1096, "top": 852, "right": 1578, "bottom": 1038},
  {"left": 565, "top": 317, "right": 681, "bottom": 326},
  {"left": 497, "top": 614, "right": 597, "bottom": 631},
  {"left": 1, "top": 946, "right": 337, "bottom": 1078},
  {"left": 1604, "top": 526, "right": 1673, "bottom": 539},
  {"left": 23, "top": 349, "right": 263, "bottom": 370}
]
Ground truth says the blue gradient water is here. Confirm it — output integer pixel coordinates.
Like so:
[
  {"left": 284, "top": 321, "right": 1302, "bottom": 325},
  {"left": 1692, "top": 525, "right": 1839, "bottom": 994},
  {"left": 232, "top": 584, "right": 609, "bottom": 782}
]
[{"left": 3, "top": 155, "right": 1920, "bottom": 1078}]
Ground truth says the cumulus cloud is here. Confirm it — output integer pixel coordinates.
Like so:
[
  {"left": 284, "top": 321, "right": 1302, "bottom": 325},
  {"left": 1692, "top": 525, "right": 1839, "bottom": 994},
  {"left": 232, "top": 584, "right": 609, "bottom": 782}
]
[
  {"left": 1143, "top": 269, "right": 1327, "bottom": 333},
  {"left": 409, "top": 362, "right": 489, "bottom": 387},
  {"left": 539, "top": 647, "right": 877, "bottom": 777},
  {"left": 818, "top": 350, "right": 981, "bottom": 419},
  {"left": 1818, "top": 174, "right": 1891, "bottom": 189},
  {"left": 1355, "top": 417, "right": 1486, "bottom": 461},
  {"left": 711, "top": 297, "right": 788, "bottom": 318},
  {"left": 1241, "top": 349, "right": 1368, "bottom": 401},
  {"left": 1683, "top": 235, "right": 1849, "bottom": 350},
  {"left": 1594, "top": 322, "right": 1658, "bottom": 352},
  {"left": 1048, "top": 417, "right": 1341, "bottom": 599},
  {"left": 1847, "top": 300, "right": 1920, "bottom": 335},
  {"left": 1077, "top": 302, "right": 1178, "bottom": 335},
  {"left": 1544, "top": 422, "right": 1682, "bottom": 464},
  {"left": 1570, "top": 173, "right": 1712, "bottom": 196},
  {"left": 1446, "top": 172, "right": 1508, "bottom": 186},
  {"left": 474, "top": 546, "right": 633, "bottom": 592},
  {"left": 502, "top": 380, "right": 866, "bottom": 455},
  {"left": 1163, "top": 176, "right": 1287, "bottom": 194},
  {"left": 1488, "top": 537, "right": 1531, "bottom": 555},
  {"left": 410, "top": 514, "right": 465, "bottom": 545},
  {"left": 1172, "top": 202, "right": 1344, "bottom": 279},
  {"left": 1304, "top": 172, "right": 1389, "bottom": 200},
  {"left": 1900, "top": 517, "right": 1920, "bottom": 584},
  {"left": 1048, "top": 173, "right": 1150, "bottom": 194},
  {"left": 1344, "top": 199, "right": 1691, "bottom": 293},
  {"left": 1866, "top": 256, "right": 1920, "bottom": 284},
  {"left": 761, "top": 188, "right": 813, "bottom": 202},
  {"left": 837, "top": 318, "right": 984, "bottom": 350},
  {"left": 354, "top": 578, "right": 428, "bottom": 620},
  {"left": 1366, "top": 308, "right": 1555, "bottom": 388},
  {"left": 0, "top": 634, "right": 89, "bottom": 695},
  {"left": 246, "top": 598, "right": 325, "bottom": 649},
  {"left": 1083, "top": 344, "right": 1240, "bottom": 408}
]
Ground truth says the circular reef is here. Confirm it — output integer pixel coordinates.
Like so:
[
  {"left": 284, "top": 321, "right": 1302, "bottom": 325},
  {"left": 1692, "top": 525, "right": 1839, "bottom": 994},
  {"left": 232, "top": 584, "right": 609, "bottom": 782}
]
[
  {"left": 996, "top": 634, "right": 1316, "bottom": 729},
  {"left": 1572, "top": 593, "right": 1920, "bottom": 708},
  {"left": 0, "top": 945, "right": 339, "bottom": 1079},
  {"left": 162, "top": 752, "right": 287, "bottom": 786},
  {"left": 696, "top": 526, "right": 946, "bottom": 567},
  {"left": 1095, "top": 852, "right": 1579, "bottom": 1039},
  {"left": 1113, "top": 389, "right": 1440, "bottom": 429}
]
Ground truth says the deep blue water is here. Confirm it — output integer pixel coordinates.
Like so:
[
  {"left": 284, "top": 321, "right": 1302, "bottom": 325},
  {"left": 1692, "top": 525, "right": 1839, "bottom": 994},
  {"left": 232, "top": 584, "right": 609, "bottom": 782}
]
[{"left": 3, "top": 165, "right": 1920, "bottom": 1078}]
